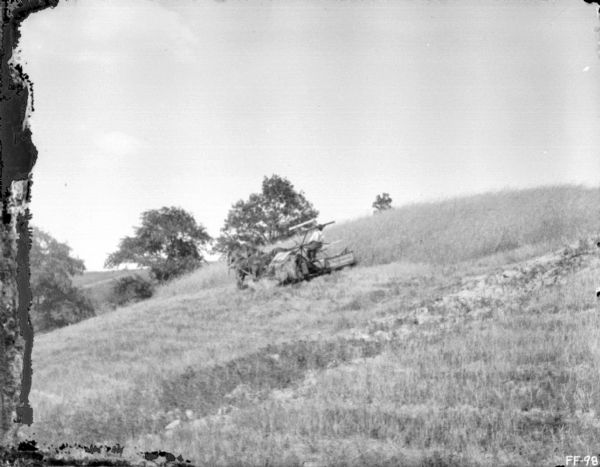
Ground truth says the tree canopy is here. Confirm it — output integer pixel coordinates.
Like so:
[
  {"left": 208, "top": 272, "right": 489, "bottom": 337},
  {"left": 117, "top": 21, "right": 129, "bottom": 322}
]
[
  {"left": 105, "top": 206, "right": 211, "bottom": 282},
  {"left": 372, "top": 192, "right": 393, "bottom": 213},
  {"left": 215, "top": 174, "right": 319, "bottom": 254},
  {"left": 30, "top": 228, "right": 94, "bottom": 332}
]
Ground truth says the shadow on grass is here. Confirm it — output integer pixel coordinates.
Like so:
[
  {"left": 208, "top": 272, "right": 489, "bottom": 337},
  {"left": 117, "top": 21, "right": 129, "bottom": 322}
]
[{"left": 160, "top": 338, "right": 387, "bottom": 416}]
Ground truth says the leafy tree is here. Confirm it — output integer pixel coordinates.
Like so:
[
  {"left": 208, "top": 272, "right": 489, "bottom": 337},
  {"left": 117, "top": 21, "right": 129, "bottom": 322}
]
[
  {"left": 215, "top": 174, "right": 319, "bottom": 254},
  {"left": 30, "top": 228, "right": 94, "bottom": 333},
  {"left": 105, "top": 207, "right": 211, "bottom": 282},
  {"left": 372, "top": 192, "right": 393, "bottom": 213}
]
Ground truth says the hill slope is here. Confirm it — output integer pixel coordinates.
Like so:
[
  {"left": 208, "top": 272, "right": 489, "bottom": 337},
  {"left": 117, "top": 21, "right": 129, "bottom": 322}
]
[
  {"left": 23, "top": 185, "right": 600, "bottom": 466},
  {"left": 326, "top": 184, "right": 600, "bottom": 266}
]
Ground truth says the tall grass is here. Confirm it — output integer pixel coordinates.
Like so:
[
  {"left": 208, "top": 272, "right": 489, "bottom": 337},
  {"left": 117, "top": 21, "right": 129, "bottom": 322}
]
[
  {"left": 156, "top": 262, "right": 231, "bottom": 298},
  {"left": 326, "top": 185, "right": 600, "bottom": 266}
]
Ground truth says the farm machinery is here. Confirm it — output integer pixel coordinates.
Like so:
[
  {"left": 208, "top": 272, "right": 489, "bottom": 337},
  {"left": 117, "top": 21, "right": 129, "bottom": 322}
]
[{"left": 227, "top": 219, "right": 356, "bottom": 289}]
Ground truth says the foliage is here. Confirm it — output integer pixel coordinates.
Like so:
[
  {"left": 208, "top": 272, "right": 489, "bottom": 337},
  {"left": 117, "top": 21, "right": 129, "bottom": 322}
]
[
  {"left": 215, "top": 174, "right": 319, "bottom": 255},
  {"left": 109, "top": 274, "right": 155, "bottom": 307},
  {"left": 105, "top": 207, "right": 211, "bottom": 282},
  {"left": 30, "top": 228, "right": 94, "bottom": 333},
  {"left": 372, "top": 192, "right": 392, "bottom": 213}
]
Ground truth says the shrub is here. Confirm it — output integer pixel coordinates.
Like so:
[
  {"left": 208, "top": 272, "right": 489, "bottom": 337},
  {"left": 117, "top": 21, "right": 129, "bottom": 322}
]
[{"left": 109, "top": 274, "right": 155, "bottom": 307}]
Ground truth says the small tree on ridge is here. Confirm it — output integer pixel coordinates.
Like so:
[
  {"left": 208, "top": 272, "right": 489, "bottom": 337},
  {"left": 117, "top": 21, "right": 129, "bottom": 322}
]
[{"left": 372, "top": 193, "right": 393, "bottom": 213}]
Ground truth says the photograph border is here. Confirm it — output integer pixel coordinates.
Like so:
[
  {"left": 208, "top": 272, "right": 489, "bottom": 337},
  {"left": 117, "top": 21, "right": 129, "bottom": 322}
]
[{"left": 1, "top": 0, "right": 599, "bottom": 465}]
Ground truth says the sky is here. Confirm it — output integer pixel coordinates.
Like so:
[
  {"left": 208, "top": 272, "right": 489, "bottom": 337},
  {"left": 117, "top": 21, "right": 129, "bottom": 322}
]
[{"left": 16, "top": 0, "right": 600, "bottom": 271}]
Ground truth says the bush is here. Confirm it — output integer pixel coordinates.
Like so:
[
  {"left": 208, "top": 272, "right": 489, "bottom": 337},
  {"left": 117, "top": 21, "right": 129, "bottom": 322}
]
[{"left": 109, "top": 274, "right": 155, "bottom": 307}]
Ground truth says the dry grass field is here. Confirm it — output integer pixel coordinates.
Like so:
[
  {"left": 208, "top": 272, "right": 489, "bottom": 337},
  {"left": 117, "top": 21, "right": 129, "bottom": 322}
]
[
  {"left": 326, "top": 185, "right": 600, "bottom": 266},
  {"left": 22, "top": 185, "right": 600, "bottom": 466}
]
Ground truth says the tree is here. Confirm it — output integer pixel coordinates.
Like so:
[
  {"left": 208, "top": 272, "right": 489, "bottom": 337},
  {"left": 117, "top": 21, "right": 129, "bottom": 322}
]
[
  {"left": 215, "top": 174, "right": 319, "bottom": 254},
  {"left": 105, "top": 207, "right": 211, "bottom": 282},
  {"left": 372, "top": 193, "right": 393, "bottom": 213},
  {"left": 30, "top": 228, "right": 94, "bottom": 333}
]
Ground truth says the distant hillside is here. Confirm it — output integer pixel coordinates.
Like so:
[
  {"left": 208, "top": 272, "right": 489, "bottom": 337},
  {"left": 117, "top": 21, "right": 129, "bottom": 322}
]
[
  {"left": 325, "top": 185, "right": 600, "bottom": 267},
  {"left": 73, "top": 269, "right": 149, "bottom": 288},
  {"left": 73, "top": 268, "right": 150, "bottom": 312}
]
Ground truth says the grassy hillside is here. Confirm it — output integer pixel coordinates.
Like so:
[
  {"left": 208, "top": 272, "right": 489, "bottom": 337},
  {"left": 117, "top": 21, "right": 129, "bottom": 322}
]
[
  {"left": 22, "top": 185, "right": 600, "bottom": 466},
  {"left": 326, "top": 185, "right": 600, "bottom": 266},
  {"left": 156, "top": 262, "right": 230, "bottom": 298}
]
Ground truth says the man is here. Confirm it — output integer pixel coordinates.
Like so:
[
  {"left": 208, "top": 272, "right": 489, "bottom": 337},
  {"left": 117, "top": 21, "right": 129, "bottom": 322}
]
[{"left": 305, "top": 225, "right": 324, "bottom": 261}]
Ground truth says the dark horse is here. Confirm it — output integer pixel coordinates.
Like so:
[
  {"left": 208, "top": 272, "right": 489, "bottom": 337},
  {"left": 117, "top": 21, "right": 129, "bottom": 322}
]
[{"left": 227, "top": 244, "right": 272, "bottom": 289}]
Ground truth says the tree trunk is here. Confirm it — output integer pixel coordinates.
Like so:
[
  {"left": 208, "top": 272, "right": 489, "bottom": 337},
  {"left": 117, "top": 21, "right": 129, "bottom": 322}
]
[
  {"left": 0, "top": 0, "right": 58, "bottom": 443},
  {"left": 0, "top": 187, "right": 27, "bottom": 443}
]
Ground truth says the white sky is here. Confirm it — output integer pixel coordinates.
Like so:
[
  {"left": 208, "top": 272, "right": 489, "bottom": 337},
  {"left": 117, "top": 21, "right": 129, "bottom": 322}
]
[{"left": 17, "top": 0, "right": 600, "bottom": 271}]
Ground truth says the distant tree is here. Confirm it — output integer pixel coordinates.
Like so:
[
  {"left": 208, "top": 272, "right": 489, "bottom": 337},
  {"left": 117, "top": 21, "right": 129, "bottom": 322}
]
[
  {"left": 215, "top": 174, "right": 319, "bottom": 255},
  {"left": 105, "top": 207, "right": 211, "bottom": 282},
  {"left": 372, "top": 193, "right": 393, "bottom": 213},
  {"left": 30, "top": 228, "right": 95, "bottom": 332}
]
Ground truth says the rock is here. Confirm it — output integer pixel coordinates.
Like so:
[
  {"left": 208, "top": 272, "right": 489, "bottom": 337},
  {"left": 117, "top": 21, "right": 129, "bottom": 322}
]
[{"left": 164, "top": 419, "right": 181, "bottom": 431}]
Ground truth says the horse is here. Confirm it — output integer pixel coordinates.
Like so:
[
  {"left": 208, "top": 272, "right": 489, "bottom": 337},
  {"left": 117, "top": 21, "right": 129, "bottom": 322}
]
[{"left": 227, "top": 244, "right": 272, "bottom": 289}]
